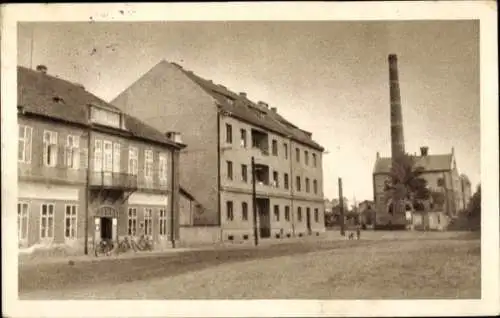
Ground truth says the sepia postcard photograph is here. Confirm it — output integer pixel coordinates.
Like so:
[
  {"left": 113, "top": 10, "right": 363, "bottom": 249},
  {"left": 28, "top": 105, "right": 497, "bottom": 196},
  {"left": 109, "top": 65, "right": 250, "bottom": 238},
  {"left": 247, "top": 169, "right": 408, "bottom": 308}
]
[{"left": 1, "top": 2, "right": 498, "bottom": 317}]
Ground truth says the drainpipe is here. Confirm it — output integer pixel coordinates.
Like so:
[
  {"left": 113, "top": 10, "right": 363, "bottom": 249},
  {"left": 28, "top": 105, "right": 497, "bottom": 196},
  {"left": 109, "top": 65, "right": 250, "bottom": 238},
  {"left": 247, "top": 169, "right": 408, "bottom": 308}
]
[
  {"left": 170, "top": 149, "right": 176, "bottom": 248},
  {"left": 251, "top": 156, "right": 259, "bottom": 246},
  {"left": 83, "top": 119, "right": 92, "bottom": 255}
]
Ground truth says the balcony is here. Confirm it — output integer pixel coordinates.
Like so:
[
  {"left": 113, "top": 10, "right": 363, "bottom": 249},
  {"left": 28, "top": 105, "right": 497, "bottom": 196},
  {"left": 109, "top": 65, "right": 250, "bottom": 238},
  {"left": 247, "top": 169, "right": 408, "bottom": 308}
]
[
  {"left": 251, "top": 129, "right": 269, "bottom": 157},
  {"left": 90, "top": 171, "right": 138, "bottom": 190}
]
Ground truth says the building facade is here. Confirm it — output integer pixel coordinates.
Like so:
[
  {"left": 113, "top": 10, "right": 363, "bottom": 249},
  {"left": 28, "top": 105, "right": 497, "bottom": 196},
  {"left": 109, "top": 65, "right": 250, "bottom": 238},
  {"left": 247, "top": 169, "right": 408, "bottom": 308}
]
[
  {"left": 372, "top": 146, "right": 467, "bottom": 229},
  {"left": 17, "top": 66, "right": 185, "bottom": 253},
  {"left": 111, "top": 60, "right": 326, "bottom": 242}
]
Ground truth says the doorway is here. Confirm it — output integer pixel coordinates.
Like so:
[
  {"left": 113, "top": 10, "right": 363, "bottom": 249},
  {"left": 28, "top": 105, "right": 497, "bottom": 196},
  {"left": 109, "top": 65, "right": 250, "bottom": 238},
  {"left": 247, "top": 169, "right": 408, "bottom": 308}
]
[
  {"left": 306, "top": 208, "right": 312, "bottom": 235},
  {"left": 256, "top": 198, "right": 271, "bottom": 238},
  {"left": 100, "top": 217, "right": 113, "bottom": 240}
]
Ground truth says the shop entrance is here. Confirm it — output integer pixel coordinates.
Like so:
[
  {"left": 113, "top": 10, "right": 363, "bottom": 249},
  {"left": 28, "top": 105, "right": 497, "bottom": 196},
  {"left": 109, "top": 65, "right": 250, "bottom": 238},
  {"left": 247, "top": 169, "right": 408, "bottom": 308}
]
[{"left": 100, "top": 217, "right": 113, "bottom": 240}]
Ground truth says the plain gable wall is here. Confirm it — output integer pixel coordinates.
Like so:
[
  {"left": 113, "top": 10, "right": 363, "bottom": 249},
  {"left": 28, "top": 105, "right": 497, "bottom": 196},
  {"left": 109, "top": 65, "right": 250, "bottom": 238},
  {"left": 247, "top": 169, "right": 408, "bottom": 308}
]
[{"left": 111, "top": 61, "right": 220, "bottom": 225}]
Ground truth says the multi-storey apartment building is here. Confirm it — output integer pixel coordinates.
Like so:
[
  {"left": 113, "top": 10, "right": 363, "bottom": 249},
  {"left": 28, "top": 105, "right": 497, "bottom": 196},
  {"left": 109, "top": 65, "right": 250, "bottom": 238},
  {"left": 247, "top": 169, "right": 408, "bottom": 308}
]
[
  {"left": 111, "top": 61, "right": 326, "bottom": 241},
  {"left": 372, "top": 146, "right": 466, "bottom": 229},
  {"left": 17, "top": 65, "right": 185, "bottom": 252}
]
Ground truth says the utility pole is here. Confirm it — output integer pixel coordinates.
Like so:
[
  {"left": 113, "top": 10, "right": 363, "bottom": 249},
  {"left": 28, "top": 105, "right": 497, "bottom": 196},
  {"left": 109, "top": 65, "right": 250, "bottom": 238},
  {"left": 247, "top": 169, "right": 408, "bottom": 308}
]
[
  {"left": 251, "top": 156, "right": 259, "bottom": 246},
  {"left": 339, "top": 177, "right": 345, "bottom": 236}
]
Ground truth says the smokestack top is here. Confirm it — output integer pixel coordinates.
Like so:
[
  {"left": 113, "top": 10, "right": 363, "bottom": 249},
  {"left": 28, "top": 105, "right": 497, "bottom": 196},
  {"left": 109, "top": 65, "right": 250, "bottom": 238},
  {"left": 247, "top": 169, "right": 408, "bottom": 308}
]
[{"left": 388, "top": 54, "right": 398, "bottom": 61}]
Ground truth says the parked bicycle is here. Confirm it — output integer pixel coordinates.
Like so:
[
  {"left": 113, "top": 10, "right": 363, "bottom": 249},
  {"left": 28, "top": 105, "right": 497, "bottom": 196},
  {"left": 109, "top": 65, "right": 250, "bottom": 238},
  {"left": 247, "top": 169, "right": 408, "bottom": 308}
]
[
  {"left": 115, "top": 236, "right": 134, "bottom": 254},
  {"left": 94, "top": 239, "right": 114, "bottom": 257},
  {"left": 135, "top": 235, "right": 154, "bottom": 251}
]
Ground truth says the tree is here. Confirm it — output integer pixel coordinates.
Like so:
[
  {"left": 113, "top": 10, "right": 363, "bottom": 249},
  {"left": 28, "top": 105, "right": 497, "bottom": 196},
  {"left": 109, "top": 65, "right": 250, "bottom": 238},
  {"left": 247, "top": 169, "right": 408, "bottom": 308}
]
[
  {"left": 467, "top": 184, "right": 481, "bottom": 230},
  {"left": 384, "top": 153, "right": 431, "bottom": 212}
]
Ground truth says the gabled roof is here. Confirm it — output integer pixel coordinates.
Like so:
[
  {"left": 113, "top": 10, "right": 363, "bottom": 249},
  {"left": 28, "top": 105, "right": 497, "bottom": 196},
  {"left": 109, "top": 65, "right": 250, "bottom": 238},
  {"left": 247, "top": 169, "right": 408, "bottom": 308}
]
[
  {"left": 17, "top": 66, "right": 184, "bottom": 149},
  {"left": 373, "top": 154, "right": 453, "bottom": 175},
  {"left": 172, "top": 63, "right": 324, "bottom": 151}
]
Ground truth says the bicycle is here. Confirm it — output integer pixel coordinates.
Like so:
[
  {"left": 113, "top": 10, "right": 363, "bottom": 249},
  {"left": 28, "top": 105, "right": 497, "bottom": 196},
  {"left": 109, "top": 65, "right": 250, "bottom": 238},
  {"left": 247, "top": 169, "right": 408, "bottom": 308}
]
[
  {"left": 115, "top": 237, "right": 134, "bottom": 254},
  {"left": 94, "top": 239, "right": 114, "bottom": 257},
  {"left": 135, "top": 235, "right": 154, "bottom": 251}
]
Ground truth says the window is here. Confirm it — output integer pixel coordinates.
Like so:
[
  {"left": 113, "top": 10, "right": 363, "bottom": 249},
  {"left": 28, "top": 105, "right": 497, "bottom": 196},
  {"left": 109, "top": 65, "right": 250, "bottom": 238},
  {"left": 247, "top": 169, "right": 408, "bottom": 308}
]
[
  {"left": 284, "top": 173, "right": 289, "bottom": 190},
  {"left": 305, "top": 178, "right": 310, "bottom": 193},
  {"left": 128, "top": 208, "right": 137, "bottom": 236},
  {"left": 112, "top": 143, "right": 121, "bottom": 172},
  {"left": 285, "top": 206, "right": 290, "bottom": 222},
  {"left": 272, "top": 139, "right": 278, "bottom": 156},
  {"left": 227, "top": 161, "right": 233, "bottom": 180},
  {"left": 242, "top": 202, "right": 248, "bottom": 221},
  {"left": 65, "top": 135, "right": 80, "bottom": 169},
  {"left": 43, "top": 130, "right": 58, "bottom": 167},
  {"left": 159, "top": 209, "right": 168, "bottom": 236},
  {"left": 274, "top": 205, "right": 280, "bottom": 221},
  {"left": 305, "top": 151, "right": 309, "bottom": 165},
  {"left": 94, "top": 140, "right": 103, "bottom": 171},
  {"left": 241, "top": 164, "right": 248, "bottom": 182},
  {"left": 40, "top": 203, "right": 55, "bottom": 239},
  {"left": 283, "top": 143, "right": 288, "bottom": 159},
  {"left": 297, "top": 207, "right": 302, "bottom": 222},
  {"left": 313, "top": 180, "right": 318, "bottom": 194},
  {"left": 295, "top": 148, "right": 300, "bottom": 162},
  {"left": 18, "top": 125, "right": 32, "bottom": 163},
  {"left": 128, "top": 147, "right": 138, "bottom": 175},
  {"left": 314, "top": 208, "right": 319, "bottom": 222},
  {"left": 102, "top": 140, "right": 113, "bottom": 172},
  {"left": 226, "top": 123, "right": 233, "bottom": 143},
  {"left": 240, "top": 129, "right": 247, "bottom": 147},
  {"left": 18, "top": 202, "right": 29, "bottom": 242},
  {"left": 273, "top": 171, "right": 279, "bottom": 187},
  {"left": 159, "top": 153, "right": 168, "bottom": 183},
  {"left": 226, "top": 201, "right": 234, "bottom": 221},
  {"left": 313, "top": 153, "right": 317, "bottom": 167},
  {"left": 145, "top": 149, "right": 153, "bottom": 179},
  {"left": 296, "top": 176, "right": 301, "bottom": 191},
  {"left": 64, "top": 205, "right": 77, "bottom": 239},
  {"left": 144, "top": 208, "right": 153, "bottom": 237}
]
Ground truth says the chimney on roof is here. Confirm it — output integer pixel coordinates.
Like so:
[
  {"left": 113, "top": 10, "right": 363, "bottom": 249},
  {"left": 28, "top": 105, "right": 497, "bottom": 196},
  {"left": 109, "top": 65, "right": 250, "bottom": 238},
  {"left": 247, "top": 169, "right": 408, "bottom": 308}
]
[
  {"left": 257, "top": 101, "right": 269, "bottom": 108},
  {"left": 36, "top": 65, "right": 48, "bottom": 74},
  {"left": 166, "top": 131, "right": 183, "bottom": 144},
  {"left": 239, "top": 92, "right": 247, "bottom": 98},
  {"left": 420, "top": 146, "right": 429, "bottom": 156},
  {"left": 376, "top": 151, "right": 380, "bottom": 159},
  {"left": 270, "top": 107, "right": 277, "bottom": 113}
]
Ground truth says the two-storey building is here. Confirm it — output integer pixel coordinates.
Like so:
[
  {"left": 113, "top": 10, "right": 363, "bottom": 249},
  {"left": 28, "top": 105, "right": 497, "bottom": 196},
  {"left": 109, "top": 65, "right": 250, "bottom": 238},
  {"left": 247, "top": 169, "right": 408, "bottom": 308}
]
[
  {"left": 111, "top": 60, "right": 326, "bottom": 242},
  {"left": 17, "top": 65, "right": 185, "bottom": 253}
]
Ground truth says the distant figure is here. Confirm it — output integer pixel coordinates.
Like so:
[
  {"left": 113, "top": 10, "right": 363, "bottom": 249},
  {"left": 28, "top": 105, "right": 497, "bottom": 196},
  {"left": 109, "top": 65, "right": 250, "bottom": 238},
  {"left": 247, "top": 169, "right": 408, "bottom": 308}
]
[{"left": 356, "top": 224, "right": 361, "bottom": 240}]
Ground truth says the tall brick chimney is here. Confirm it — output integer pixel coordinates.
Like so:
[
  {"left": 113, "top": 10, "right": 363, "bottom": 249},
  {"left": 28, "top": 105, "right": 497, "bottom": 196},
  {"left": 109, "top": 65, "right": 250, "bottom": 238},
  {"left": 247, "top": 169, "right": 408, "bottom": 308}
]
[{"left": 388, "top": 54, "right": 405, "bottom": 160}]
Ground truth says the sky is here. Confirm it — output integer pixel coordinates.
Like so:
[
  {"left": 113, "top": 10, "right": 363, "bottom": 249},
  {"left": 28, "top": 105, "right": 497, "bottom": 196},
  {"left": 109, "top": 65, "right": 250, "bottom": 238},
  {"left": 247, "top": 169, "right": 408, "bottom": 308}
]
[{"left": 17, "top": 21, "right": 480, "bottom": 202}]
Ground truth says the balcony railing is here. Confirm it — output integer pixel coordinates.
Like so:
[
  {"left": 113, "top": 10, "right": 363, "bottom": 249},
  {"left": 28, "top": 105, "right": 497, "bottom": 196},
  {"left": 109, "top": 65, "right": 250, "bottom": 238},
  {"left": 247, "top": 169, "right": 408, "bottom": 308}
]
[{"left": 90, "top": 171, "right": 138, "bottom": 190}]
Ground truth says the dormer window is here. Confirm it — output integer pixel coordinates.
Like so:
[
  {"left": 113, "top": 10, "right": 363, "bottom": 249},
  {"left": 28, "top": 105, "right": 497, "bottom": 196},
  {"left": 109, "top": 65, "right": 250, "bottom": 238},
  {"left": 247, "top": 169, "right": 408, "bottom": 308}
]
[{"left": 90, "top": 105, "right": 124, "bottom": 129}]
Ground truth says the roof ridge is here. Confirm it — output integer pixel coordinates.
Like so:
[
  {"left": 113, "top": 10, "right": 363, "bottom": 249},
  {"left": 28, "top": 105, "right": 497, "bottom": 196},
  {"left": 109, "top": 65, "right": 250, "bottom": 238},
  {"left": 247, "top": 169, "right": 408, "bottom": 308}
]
[{"left": 173, "top": 62, "right": 324, "bottom": 151}]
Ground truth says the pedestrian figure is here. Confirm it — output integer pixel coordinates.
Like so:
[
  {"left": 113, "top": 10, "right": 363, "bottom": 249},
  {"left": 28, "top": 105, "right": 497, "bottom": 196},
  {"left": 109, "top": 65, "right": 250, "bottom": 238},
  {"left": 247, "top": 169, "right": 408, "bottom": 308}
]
[{"left": 356, "top": 224, "right": 361, "bottom": 240}]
